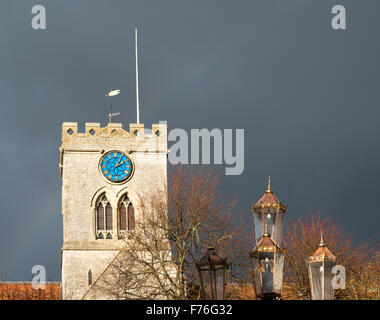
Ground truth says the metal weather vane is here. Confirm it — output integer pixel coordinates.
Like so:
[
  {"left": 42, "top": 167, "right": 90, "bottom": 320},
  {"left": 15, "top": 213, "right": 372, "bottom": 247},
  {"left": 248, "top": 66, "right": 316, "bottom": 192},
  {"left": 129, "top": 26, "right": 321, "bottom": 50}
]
[{"left": 105, "top": 89, "right": 121, "bottom": 123}]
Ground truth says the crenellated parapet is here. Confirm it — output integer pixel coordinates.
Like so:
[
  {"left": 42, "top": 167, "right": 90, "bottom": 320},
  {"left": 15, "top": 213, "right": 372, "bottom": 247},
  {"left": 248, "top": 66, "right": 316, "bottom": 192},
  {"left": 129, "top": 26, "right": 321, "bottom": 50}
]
[{"left": 61, "top": 122, "right": 167, "bottom": 152}]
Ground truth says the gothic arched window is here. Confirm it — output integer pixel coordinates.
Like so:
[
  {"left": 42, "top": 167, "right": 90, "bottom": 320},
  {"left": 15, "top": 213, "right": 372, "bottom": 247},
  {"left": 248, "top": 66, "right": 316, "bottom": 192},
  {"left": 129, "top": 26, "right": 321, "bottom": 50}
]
[
  {"left": 118, "top": 194, "right": 135, "bottom": 237},
  {"left": 96, "top": 194, "right": 113, "bottom": 239}
]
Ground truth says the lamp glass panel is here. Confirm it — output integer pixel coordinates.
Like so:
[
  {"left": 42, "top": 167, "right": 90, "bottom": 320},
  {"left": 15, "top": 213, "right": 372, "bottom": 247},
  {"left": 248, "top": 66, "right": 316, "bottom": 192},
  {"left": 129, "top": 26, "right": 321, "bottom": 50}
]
[
  {"left": 275, "top": 210, "right": 285, "bottom": 245},
  {"left": 264, "top": 208, "right": 276, "bottom": 240},
  {"left": 260, "top": 253, "right": 274, "bottom": 293},
  {"left": 201, "top": 269, "right": 213, "bottom": 299},
  {"left": 253, "top": 210, "right": 263, "bottom": 244},
  {"left": 310, "top": 262, "right": 323, "bottom": 300},
  {"left": 274, "top": 252, "right": 284, "bottom": 294},
  {"left": 323, "top": 262, "right": 335, "bottom": 300},
  {"left": 252, "top": 257, "right": 262, "bottom": 296},
  {"left": 215, "top": 268, "right": 225, "bottom": 300}
]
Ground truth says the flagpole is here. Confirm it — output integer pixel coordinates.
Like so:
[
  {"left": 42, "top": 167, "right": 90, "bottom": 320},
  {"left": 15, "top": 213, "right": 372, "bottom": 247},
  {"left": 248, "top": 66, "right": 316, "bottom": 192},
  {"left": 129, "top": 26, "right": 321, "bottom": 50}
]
[{"left": 135, "top": 28, "right": 140, "bottom": 124}]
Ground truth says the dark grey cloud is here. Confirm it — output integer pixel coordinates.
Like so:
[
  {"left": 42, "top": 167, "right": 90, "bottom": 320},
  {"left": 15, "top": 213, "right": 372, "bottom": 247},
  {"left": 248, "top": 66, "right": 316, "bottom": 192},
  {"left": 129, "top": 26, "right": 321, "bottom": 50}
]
[{"left": 0, "top": 0, "right": 379, "bottom": 280}]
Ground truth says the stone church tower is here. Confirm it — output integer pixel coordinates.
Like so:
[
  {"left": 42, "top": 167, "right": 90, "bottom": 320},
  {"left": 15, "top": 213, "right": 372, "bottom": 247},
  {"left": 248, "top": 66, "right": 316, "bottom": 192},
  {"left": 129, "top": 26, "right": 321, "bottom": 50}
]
[{"left": 59, "top": 121, "right": 167, "bottom": 299}]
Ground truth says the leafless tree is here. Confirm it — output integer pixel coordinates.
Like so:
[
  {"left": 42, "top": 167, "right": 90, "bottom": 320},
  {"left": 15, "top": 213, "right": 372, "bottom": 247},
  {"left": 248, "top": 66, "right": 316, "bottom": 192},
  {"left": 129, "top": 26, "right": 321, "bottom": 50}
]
[
  {"left": 282, "top": 213, "right": 379, "bottom": 300},
  {"left": 97, "top": 166, "right": 250, "bottom": 300}
]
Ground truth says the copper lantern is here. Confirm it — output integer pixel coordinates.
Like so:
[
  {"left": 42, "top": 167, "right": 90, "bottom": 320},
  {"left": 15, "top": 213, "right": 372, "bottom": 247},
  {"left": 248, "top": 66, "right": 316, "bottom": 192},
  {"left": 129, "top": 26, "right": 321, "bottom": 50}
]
[
  {"left": 252, "top": 177, "right": 287, "bottom": 245},
  {"left": 196, "top": 247, "right": 227, "bottom": 300},
  {"left": 250, "top": 231, "right": 284, "bottom": 299},
  {"left": 308, "top": 235, "right": 337, "bottom": 300}
]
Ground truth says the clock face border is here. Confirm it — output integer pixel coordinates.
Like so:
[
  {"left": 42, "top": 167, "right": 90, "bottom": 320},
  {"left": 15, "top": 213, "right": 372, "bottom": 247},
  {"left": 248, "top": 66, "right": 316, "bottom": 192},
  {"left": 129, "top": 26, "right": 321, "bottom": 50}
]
[{"left": 98, "top": 150, "right": 135, "bottom": 184}]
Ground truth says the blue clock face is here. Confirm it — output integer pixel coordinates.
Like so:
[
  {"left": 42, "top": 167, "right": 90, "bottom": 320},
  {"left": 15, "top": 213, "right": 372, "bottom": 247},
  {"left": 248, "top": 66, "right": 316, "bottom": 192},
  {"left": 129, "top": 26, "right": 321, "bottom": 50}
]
[{"left": 99, "top": 151, "right": 133, "bottom": 183}]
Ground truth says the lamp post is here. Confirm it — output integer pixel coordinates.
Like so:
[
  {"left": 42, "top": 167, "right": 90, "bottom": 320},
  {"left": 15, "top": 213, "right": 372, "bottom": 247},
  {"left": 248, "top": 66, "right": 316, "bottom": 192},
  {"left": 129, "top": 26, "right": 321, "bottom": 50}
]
[
  {"left": 252, "top": 177, "right": 287, "bottom": 245},
  {"left": 249, "top": 228, "right": 284, "bottom": 300},
  {"left": 308, "top": 234, "right": 337, "bottom": 300},
  {"left": 196, "top": 247, "right": 228, "bottom": 300}
]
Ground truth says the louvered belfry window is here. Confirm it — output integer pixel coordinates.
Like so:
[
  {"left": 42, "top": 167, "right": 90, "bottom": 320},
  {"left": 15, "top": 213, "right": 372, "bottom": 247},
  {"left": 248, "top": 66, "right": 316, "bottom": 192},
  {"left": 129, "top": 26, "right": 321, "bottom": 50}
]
[
  {"left": 96, "top": 194, "right": 113, "bottom": 239},
  {"left": 119, "top": 194, "right": 135, "bottom": 237}
]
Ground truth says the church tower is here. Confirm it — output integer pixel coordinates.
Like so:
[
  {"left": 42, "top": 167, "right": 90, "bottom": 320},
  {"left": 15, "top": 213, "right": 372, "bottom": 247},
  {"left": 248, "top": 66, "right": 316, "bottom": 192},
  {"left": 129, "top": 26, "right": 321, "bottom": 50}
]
[{"left": 59, "top": 121, "right": 167, "bottom": 299}]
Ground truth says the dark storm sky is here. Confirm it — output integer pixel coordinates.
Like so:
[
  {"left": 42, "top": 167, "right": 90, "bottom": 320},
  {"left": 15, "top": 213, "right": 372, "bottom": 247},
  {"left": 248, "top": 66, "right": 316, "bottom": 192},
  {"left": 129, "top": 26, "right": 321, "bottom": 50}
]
[{"left": 0, "top": 1, "right": 379, "bottom": 280}]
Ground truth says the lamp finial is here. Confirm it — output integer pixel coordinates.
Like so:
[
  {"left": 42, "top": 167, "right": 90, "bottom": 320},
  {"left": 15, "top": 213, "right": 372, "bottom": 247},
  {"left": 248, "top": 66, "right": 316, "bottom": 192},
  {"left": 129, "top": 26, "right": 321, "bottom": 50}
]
[
  {"left": 319, "top": 231, "right": 326, "bottom": 247},
  {"left": 266, "top": 176, "right": 272, "bottom": 193}
]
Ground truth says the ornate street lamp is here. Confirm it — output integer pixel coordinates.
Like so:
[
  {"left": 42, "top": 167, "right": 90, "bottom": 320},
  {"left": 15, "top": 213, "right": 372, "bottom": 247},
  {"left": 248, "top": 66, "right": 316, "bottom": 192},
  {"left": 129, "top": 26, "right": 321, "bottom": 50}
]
[
  {"left": 252, "top": 177, "right": 287, "bottom": 245},
  {"left": 249, "top": 228, "right": 284, "bottom": 300},
  {"left": 196, "top": 247, "right": 228, "bottom": 300},
  {"left": 308, "top": 234, "right": 337, "bottom": 300}
]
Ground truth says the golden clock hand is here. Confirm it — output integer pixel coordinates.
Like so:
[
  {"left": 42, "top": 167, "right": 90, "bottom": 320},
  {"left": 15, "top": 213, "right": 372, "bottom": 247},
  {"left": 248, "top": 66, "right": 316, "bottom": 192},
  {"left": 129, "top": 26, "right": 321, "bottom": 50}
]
[
  {"left": 115, "top": 155, "right": 123, "bottom": 167},
  {"left": 115, "top": 159, "right": 128, "bottom": 168}
]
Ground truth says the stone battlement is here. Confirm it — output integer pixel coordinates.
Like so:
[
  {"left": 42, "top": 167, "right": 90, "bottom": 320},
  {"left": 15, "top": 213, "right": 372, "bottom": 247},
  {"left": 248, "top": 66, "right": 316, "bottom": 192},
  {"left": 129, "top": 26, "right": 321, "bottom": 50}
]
[
  {"left": 62, "top": 122, "right": 166, "bottom": 139},
  {"left": 61, "top": 122, "right": 167, "bottom": 150}
]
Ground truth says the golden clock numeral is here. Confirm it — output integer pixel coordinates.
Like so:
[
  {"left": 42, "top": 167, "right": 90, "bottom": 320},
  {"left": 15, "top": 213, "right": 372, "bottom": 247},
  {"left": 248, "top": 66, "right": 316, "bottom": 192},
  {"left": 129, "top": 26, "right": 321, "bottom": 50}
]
[
  {"left": 124, "top": 170, "right": 129, "bottom": 174},
  {"left": 114, "top": 153, "right": 117, "bottom": 157},
  {"left": 109, "top": 174, "right": 112, "bottom": 178},
  {"left": 115, "top": 176, "right": 118, "bottom": 180},
  {"left": 104, "top": 170, "right": 108, "bottom": 174}
]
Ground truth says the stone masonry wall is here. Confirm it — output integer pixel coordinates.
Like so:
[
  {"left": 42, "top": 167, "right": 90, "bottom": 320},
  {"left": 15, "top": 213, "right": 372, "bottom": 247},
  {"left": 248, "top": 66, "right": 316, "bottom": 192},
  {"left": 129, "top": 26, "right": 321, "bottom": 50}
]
[{"left": 60, "top": 122, "right": 168, "bottom": 299}]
